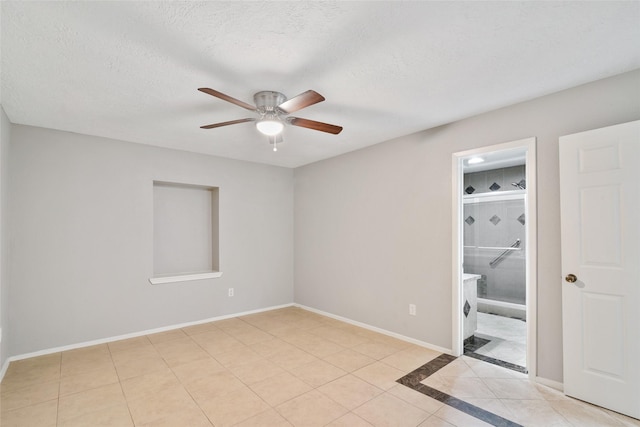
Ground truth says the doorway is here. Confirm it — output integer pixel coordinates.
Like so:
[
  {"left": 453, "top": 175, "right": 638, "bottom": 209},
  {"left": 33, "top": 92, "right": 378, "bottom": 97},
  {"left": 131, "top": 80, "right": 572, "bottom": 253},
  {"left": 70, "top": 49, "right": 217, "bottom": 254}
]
[{"left": 452, "top": 137, "right": 537, "bottom": 379}]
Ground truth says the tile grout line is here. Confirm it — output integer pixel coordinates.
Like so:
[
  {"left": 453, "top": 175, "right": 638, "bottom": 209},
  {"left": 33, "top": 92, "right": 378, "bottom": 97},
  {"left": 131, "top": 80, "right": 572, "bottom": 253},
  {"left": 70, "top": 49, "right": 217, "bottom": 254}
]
[
  {"left": 107, "top": 339, "right": 136, "bottom": 427},
  {"left": 396, "top": 353, "right": 523, "bottom": 427},
  {"left": 56, "top": 352, "right": 62, "bottom": 427},
  {"left": 162, "top": 335, "right": 219, "bottom": 427}
]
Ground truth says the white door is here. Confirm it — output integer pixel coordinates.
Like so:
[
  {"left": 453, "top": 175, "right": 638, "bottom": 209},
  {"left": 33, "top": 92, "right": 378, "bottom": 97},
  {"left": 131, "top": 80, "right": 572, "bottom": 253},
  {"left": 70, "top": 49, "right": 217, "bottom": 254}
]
[{"left": 559, "top": 120, "right": 640, "bottom": 419}]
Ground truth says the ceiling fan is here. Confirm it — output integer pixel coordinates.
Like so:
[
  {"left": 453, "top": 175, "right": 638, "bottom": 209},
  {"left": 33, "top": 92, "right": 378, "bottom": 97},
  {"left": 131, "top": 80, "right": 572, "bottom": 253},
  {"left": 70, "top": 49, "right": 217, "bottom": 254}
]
[{"left": 198, "top": 88, "right": 343, "bottom": 151}]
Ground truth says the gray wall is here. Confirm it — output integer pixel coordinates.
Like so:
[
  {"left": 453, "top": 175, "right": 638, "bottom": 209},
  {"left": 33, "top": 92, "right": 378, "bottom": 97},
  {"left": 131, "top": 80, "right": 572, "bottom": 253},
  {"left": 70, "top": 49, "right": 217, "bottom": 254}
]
[
  {"left": 1, "top": 106, "right": 10, "bottom": 368},
  {"left": 294, "top": 69, "right": 640, "bottom": 383},
  {"left": 9, "top": 125, "right": 294, "bottom": 356}
]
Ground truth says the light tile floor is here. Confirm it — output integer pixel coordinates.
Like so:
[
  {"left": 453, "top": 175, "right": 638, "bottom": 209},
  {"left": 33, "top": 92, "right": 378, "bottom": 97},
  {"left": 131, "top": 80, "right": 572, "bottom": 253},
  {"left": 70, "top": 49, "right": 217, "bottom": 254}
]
[
  {"left": 0, "top": 307, "right": 638, "bottom": 426},
  {"left": 475, "top": 312, "right": 527, "bottom": 367}
]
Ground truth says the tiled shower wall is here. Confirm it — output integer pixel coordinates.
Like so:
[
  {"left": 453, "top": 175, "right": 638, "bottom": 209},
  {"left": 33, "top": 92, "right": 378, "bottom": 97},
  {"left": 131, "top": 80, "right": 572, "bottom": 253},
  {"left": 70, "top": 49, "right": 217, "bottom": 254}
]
[
  {"left": 463, "top": 166, "right": 526, "bottom": 306},
  {"left": 464, "top": 165, "right": 526, "bottom": 194}
]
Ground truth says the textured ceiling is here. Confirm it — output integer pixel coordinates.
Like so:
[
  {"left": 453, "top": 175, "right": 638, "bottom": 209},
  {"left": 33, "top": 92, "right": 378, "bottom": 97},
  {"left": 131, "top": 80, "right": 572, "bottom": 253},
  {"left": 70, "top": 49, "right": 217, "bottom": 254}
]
[{"left": 2, "top": 1, "right": 639, "bottom": 168}]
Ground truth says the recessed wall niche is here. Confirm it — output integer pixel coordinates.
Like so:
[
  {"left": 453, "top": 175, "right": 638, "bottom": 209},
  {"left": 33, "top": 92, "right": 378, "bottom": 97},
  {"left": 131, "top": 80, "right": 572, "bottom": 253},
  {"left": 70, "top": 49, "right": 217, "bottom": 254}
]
[{"left": 150, "top": 181, "right": 220, "bottom": 284}]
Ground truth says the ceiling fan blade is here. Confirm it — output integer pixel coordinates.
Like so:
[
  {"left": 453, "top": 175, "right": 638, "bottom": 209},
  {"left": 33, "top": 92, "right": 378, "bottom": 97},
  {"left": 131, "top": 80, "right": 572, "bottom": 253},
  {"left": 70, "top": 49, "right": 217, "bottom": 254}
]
[
  {"left": 278, "top": 90, "right": 325, "bottom": 113},
  {"left": 200, "top": 118, "right": 256, "bottom": 129},
  {"left": 288, "top": 117, "right": 343, "bottom": 135},
  {"left": 198, "top": 88, "right": 256, "bottom": 111}
]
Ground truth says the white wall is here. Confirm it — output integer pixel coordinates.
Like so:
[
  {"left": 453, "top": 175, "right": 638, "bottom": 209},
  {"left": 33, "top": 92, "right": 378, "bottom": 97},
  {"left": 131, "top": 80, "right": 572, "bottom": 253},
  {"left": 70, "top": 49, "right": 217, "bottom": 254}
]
[
  {"left": 9, "top": 125, "right": 294, "bottom": 356},
  {"left": 294, "top": 69, "right": 640, "bottom": 383},
  {"left": 0, "top": 106, "right": 10, "bottom": 368}
]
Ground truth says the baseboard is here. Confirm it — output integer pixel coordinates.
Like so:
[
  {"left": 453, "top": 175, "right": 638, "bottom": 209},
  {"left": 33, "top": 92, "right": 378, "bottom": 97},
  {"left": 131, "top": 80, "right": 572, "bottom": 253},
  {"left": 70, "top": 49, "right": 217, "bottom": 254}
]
[
  {"left": 4, "top": 303, "right": 295, "bottom": 366},
  {"left": 536, "top": 376, "right": 564, "bottom": 391},
  {"left": 294, "top": 303, "right": 452, "bottom": 355}
]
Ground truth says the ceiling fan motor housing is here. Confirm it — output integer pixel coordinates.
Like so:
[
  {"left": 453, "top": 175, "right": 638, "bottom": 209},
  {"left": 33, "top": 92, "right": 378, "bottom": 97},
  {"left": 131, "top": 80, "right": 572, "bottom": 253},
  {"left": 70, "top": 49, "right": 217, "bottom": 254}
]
[{"left": 254, "top": 91, "right": 287, "bottom": 116}]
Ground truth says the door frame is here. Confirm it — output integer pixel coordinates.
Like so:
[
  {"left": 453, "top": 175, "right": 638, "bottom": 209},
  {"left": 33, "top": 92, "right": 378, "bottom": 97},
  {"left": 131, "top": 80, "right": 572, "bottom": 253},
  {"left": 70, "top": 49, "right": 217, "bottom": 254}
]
[{"left": 451, "top": 137, "right": 538, "bottom": 380}]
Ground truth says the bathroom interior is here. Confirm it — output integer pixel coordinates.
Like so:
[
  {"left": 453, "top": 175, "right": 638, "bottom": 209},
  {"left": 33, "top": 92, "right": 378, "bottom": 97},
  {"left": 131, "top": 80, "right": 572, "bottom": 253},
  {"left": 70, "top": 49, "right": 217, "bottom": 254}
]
[{"left": 462, "top": 150, "right": 528, "bottom": 371}]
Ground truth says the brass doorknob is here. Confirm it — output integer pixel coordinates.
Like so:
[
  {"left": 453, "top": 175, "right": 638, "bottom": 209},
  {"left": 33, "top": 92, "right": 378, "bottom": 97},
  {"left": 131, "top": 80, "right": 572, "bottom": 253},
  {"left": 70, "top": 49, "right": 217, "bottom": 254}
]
[{"left": 565, "top": 274, "right": 578, "bottom": 283}]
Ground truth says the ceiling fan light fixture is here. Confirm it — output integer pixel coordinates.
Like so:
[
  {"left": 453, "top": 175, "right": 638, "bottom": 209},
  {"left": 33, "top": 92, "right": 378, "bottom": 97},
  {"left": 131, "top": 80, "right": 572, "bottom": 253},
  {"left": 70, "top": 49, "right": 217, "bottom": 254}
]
[{"left": 256, "top": 119, "right": 284, "bottom": 136}]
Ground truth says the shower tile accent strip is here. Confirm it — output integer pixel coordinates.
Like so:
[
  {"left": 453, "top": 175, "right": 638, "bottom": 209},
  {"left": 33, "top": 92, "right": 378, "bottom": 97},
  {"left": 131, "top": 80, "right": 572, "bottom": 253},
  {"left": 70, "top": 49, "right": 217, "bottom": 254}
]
[{"left": 397, "top": 354, "right": 523, "bottom": 427}]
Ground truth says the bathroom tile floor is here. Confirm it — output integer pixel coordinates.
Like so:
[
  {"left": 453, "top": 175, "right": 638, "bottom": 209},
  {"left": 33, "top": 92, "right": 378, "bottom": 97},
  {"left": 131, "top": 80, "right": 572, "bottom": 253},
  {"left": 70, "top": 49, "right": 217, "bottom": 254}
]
[
  {"left": 473, "top": 312, "right": 527, "bottom": 367},
  {"left": 1, "top": 307, "right": 638, "bottom": 426}
]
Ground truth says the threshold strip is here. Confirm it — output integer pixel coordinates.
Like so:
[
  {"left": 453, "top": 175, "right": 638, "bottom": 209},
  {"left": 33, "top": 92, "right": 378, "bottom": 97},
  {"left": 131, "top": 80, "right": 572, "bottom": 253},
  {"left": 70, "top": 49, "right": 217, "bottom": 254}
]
[
  {"left": 463, "top": 351, "right": 527, "bottom": 374},
  {"left": 463, "top": 335, "right": 528, "bottom": 374}
]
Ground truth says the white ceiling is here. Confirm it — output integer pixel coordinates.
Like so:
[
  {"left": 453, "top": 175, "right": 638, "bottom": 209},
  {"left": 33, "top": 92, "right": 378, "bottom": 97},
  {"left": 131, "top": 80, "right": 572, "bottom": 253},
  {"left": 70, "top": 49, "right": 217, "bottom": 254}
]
[{"left": 2, "top": 1, "right": 639, "bottom": 168}]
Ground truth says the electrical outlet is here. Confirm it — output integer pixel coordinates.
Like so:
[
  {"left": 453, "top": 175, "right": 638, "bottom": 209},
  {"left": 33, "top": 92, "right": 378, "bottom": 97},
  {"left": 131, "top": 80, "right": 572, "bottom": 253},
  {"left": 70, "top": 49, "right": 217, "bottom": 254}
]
[
  {"left": 228, "top": 288, "right": 234, "bottom": 297},
  {"left": 409, "top": 304, "right": 416, "bottom": 316}
]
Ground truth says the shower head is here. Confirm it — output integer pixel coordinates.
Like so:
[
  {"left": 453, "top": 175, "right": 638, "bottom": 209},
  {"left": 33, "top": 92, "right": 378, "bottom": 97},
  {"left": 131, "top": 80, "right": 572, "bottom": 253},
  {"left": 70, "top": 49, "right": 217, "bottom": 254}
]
[{"left": 511, "top": 180, "right": 526, "bottom": 190}]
